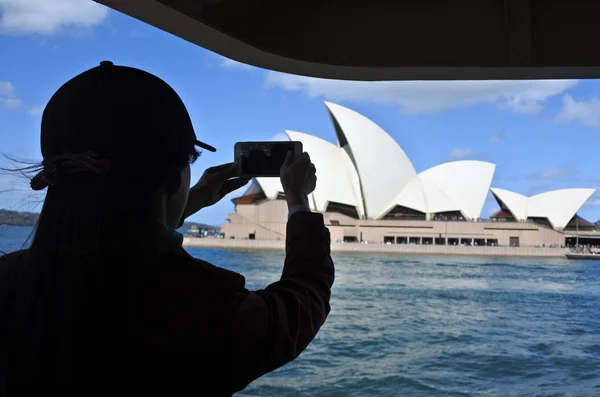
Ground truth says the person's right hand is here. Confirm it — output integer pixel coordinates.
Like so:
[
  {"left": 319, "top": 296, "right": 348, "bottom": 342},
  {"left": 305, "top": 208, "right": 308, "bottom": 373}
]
[{"left": 280, "top": 151, "right": 317, "bottom": 209}]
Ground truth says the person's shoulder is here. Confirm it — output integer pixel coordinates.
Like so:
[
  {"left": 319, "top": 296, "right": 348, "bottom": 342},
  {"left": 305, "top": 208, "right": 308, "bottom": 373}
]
[
  {"left": 190, "top": 256, "right": 247, "bottom": 290},
  {"left": 0, "top": 249, "right": 29, "bottom": 281},
  {"left": 0, "top": 249, "right": 29, "bottom": 264},
  {"left": 158, "top": 251, "right": 247, "bottom": 292}
]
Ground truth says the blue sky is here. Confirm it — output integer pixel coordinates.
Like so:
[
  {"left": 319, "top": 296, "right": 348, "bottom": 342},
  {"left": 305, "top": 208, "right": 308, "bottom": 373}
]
[{"left": 2, "top": 0, "right": 600, "bottom": 225}]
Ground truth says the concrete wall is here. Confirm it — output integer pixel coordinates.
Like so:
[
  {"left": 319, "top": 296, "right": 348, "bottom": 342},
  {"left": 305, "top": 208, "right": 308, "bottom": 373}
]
[
  {"left": 184, "top": 237, "right": 568, "bottom": 258},
  {"left": 221, "top": 199, "right": 287, "bottom": 240},
  {"left": 340, "top": 220, "right": 564, "bottom": 247},
  {"left": 221, "top": 201, "right": 566, "bottom": 248},
  {"left": 325, "top": 215, "right": 564, "bottom": 247}
]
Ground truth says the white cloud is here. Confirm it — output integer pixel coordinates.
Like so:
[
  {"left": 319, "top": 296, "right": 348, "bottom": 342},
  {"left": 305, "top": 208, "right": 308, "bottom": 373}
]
[
  {"left": 220, "top": 57, "right": 253, "bottom": 70},
  {"left": 0, "top": 81, "right": 22, "bottom": 109},
  {"left": 527, "top": 169, "right": 579, "bottom": 181},
  {"left": 0, "top": 173, "right": 20, "bottom": 192},
  {"left": 0, "top": 98, "right": 23, "bottom": 109},
  {"left": 28, "top": 106, "right": 44, "bottom": 115},
  {"left": 556, "top": 95, "right": 600, "bottom": 128},
  {"left": 584, "top": 195, "right": 600, "bottom": 208},
  {"left": 0, "top": 81, "right": 15, "bottom": 96},
  {"left": 449, "top": 148, "right": 473, "bottom": 159},
  {"left": 264, "top": 72, "right": 577, "bottom": 115},
  {"left": 0, "top": 82, "right": 43, "bottom": 113},
  {"left": 0, "top": 0, "right": 109, "bottom": 35},
  {"left": 490, "top": 132, "right": 507, "bottom": 144}
]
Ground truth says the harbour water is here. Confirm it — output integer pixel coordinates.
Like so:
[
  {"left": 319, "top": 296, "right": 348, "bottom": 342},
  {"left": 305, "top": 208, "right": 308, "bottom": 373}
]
[
  {"left": 0, "top": 225, "right": 32, "bottom": 254},
  {"left": 2, "top": 226, "right": 599, "bottom": 396}
]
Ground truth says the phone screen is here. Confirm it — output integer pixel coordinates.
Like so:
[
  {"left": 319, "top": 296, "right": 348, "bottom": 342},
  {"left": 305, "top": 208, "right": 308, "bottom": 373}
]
[{"left": 235, "top": 141, "right": 303, "bottom": 177}]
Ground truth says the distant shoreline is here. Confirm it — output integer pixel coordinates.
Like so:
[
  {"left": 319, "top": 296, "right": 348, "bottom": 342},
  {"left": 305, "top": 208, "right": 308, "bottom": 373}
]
[
  {"left": 0, "top": 209, "right": 39, "bottom": 227},
  {"left": 0, "top": 228, "right": 570, "bottom": 258},
  {"left": 183, "top": 237, "right": 568, "bottom": 258}
]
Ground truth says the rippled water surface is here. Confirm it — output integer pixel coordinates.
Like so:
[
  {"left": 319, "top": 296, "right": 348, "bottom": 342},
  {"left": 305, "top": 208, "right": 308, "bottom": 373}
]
[
  {"left": 2, "top": 227, "right": 599, "bottom": 396},
  {"left": 192, "top": 248, "right": 600, "bottom": 397}
]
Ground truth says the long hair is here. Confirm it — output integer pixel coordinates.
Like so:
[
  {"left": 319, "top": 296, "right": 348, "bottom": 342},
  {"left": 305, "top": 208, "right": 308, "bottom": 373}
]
[{"left": 0, "top": 147, "right": 199, "bottom": 393}]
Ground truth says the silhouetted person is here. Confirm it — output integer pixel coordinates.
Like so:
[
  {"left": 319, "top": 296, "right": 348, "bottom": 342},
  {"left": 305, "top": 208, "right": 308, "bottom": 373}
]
[{"left": 0, "top": 61, "right": 333, "bottom": 396}]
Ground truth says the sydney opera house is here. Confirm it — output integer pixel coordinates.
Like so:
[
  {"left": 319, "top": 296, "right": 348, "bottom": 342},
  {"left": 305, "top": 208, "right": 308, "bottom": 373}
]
[{"left": 222, "top": 102, "right": 597, "bottom": 247}]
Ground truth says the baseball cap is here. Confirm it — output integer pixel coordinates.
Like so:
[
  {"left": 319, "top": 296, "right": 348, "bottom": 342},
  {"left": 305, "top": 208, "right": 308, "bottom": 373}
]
[{"left": 40, "top": 61, "right": 215, "bottom": 166}]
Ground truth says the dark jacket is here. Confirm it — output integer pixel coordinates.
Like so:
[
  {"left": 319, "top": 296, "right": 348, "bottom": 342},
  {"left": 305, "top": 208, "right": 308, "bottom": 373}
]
[{"left": 0, "top": 212, "right": 334, "bottom": 396}]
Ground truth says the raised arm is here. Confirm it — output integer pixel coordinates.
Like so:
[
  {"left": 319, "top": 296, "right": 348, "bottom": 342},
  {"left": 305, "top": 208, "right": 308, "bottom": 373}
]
[{"left": 226, "top": 152, "right": 334, "bottom": 393}]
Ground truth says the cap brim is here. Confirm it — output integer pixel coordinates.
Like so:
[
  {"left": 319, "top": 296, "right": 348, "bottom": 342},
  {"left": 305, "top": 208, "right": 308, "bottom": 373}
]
[{"left": 195, "top": 139, "right": 216, "bottom": 152}]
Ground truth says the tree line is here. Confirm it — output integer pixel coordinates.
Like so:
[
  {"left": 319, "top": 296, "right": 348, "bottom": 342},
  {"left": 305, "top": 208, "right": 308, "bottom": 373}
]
[{"left": 0, "top": 209, "right": 39, "bottom": 226}]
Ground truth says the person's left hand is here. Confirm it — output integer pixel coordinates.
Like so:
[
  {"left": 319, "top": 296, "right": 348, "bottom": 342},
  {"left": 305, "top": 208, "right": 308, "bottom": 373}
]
[{"left": 183, "top": 162, "right": 251, "bottom": 219}]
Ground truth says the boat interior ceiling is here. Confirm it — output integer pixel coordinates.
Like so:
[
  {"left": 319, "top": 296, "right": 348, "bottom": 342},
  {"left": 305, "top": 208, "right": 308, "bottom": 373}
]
[{"left": 96, "top": 0, "right": 600, "bottom": 81}]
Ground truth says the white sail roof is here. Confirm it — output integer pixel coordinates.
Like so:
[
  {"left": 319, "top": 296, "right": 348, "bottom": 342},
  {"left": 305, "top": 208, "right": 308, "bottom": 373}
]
[
  {"left": 491, "top": 187, "right": 596, "bottom": 229},
  {"left": 489, "top": 187, "right": 528, "bottom": 221},
  {"left": 285, "top": 130, "right": 364, "bottom": 216},
  {"left": 418, "top": 161, "right": 496, "bottom": 220},
  {"left": 254, "top": 176, "right": 283, "bottom": 200},
  {"left": 247, "top": 101, "right": 595, "bottom": 227},
  {"left": 324, "top": 101, "right": 417, "bottom": 219},
  {"left": 389, "top": 177, "right": 432, "bottom": 214},
  {"left": 384, "top": 161, "right": 495, "bottom": 219}
]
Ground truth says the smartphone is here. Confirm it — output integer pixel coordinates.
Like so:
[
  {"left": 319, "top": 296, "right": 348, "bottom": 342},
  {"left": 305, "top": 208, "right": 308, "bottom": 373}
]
[{"left": 235, "top": 141, "right": 303, "bottom": 177}]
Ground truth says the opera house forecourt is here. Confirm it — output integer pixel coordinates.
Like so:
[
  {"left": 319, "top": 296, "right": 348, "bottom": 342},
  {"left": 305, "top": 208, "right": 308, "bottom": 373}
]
[{"left": 187, "top": 102, "right": 599, "bottom": 256}]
